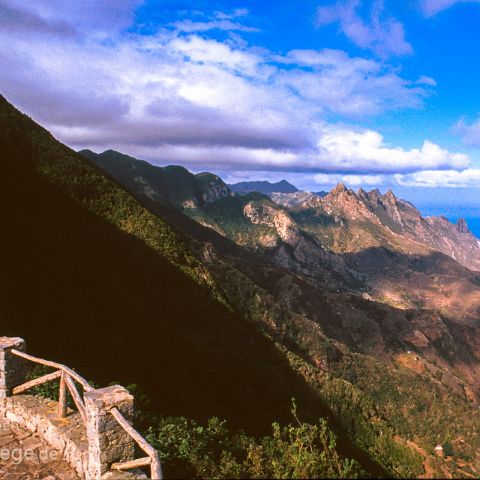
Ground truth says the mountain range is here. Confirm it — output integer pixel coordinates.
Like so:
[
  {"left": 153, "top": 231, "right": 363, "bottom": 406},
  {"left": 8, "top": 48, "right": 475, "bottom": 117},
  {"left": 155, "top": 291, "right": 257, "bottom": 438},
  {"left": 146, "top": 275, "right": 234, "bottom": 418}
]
[{"left": 3, "top": 94, "right": 480, "bottom": 478}]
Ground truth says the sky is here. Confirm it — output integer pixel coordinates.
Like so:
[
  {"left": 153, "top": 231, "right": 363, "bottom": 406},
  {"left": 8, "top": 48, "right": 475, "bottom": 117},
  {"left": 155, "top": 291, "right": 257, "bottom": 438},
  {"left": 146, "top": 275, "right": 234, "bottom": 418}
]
[{"left": 2, "top": 0, "right": 480, "bottom": 216}]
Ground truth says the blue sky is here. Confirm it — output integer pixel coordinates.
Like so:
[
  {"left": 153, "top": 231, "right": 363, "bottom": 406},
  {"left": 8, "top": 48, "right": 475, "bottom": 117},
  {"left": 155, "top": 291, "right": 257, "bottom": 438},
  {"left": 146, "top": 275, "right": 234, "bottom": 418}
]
[{"left": 2, "top": 0, "right": 480, "bottom": 210}]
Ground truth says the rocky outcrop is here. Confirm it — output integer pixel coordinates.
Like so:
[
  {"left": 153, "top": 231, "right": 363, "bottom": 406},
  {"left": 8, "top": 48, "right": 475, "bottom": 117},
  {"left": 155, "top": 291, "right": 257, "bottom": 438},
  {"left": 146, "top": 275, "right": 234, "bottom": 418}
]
[
  {"left": 242, "top": 200, "right": 357, "bottom": 285},
  {"left": 243, "top": 202, "right": 306, "bottom": 248},
  {"left": 270, "top": 183, "right": 480, "bottom": 272},
  {"left": 197, "top": 173, "right": 235, "bottom": 204},
  {"left": 268, "top": 191, "right": 324, "bottom": 209}
]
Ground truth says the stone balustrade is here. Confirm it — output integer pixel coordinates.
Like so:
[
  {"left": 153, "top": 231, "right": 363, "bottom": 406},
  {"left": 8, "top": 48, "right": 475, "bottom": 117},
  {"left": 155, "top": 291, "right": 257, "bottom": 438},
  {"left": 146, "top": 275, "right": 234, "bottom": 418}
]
[{"left": 0, "top": 336, "right": 161, "bottom": 479}]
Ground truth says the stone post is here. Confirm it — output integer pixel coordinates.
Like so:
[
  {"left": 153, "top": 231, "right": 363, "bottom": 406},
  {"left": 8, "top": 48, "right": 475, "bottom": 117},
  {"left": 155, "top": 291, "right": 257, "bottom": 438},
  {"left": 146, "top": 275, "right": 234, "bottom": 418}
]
[
  {"left": 84, "top": 385, "right": 135, "bottom": 478},
  {"left": 0, "top": 337, "right": 26, "bottom": 398}
]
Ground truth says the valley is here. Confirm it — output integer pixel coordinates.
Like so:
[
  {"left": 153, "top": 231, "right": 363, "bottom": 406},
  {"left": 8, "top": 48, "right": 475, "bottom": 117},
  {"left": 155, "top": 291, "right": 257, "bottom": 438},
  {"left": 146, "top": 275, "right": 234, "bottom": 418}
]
[{"left": 77, "top": 146, "right": 480, "bottom": 478}]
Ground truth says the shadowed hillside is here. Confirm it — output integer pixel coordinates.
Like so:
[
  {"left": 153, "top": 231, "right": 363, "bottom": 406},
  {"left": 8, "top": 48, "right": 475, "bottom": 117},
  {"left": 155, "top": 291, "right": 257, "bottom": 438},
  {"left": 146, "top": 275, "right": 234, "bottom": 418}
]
[{"left": 0, "top": 95, "right": 325, "bottom": 434}]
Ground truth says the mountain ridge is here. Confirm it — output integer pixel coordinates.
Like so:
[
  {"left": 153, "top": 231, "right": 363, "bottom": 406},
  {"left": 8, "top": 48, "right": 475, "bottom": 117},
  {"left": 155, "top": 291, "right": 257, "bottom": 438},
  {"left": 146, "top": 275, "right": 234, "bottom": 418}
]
[
  {"left": 79, "top": 149, "right": 235, "bottom": 209},
  {"left": 0, "top": 95, "right": 327, "bottom": 434}
]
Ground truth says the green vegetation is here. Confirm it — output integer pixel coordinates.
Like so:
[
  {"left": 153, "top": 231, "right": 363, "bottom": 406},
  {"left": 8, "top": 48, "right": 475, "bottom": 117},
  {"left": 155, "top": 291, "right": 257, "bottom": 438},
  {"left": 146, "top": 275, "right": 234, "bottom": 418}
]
[
  {"left": 25, "top": 365, "right": 60, "bottom": 401},
  {"left": 199, "top": 194, "right": 281, "bottom": 248},
  {"left": 147, "top": 415, "right": 362, "bottom": 479},
  {"left": 280, "top": 346, "right": 424, "bottom": 478},
  {"left": 27, "top": 367, "right": 361, "bottom": 479}
]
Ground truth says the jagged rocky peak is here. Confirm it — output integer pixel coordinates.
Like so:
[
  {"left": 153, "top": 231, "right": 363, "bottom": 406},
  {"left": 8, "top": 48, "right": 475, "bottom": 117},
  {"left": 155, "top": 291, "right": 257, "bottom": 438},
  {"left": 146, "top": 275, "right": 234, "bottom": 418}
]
[
  {"left": 382, "top": 189, "right": 398, "bottom": 203},
  {"left": 456, "top": 218, "right": 469, "bottom": 234},
  {"left": 329, "top": 182, "right": 351, "bottom": 197},
  {"left": 366, "top": 188, "right": 382, "bottom": 204},
  {"left": 321, "top": 183, "right": 380, "bottom": 223},
  {"left": 357, "top": 187, "right": 368, "bottom": 200}
]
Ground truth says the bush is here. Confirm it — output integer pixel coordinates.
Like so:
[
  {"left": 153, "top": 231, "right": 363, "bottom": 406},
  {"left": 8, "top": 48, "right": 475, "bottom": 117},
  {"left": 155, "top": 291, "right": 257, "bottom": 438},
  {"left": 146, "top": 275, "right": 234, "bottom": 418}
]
[{"left": 146, "top": 414, "right": 362, "bottom": 479}]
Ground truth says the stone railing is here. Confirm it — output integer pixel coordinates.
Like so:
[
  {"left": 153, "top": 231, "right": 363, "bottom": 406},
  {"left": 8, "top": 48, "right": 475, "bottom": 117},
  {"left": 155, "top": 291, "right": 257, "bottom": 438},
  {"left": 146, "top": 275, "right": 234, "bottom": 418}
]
[{"left": 0, "top": 336, "right": 162, "bottom": 479}]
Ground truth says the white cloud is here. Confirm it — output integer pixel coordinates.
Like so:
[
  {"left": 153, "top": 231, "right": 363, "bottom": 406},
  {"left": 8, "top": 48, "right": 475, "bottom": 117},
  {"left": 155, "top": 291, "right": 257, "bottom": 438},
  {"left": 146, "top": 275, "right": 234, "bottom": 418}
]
[
  {"left": 74, "top": 127, "right": 470, "bottom": 175},
  {"left": 168, "top": 35, "right": 261, "bottom": 75},
  {"left": 417, "top": 75, "right": 437, "bottom": 86},
  {"left": 421, "top": 0, "right": 480, "bottom": 17},
  {"left": 172, "top": 19, "right": 258, "bottom": 33},
  {"left": 0, "top": 1, "right": 467, "bottom": 177},
  {"left": 172, "top": 9, "right": 258, "bottom": 33},
  {"left": 215, "top": 8, "right": 249, "bottom": 19},
  {"left": 316, "top": 128, "right": 469, "bottom": 173},
  {"left": 395, "top": 169, "right": 480, "bottom": 187},
  {"left": 316, "top": 0, "right": 412, "bottom": 57},
  {"left": 278, "top": 49, "right": 430, "bottom": 115}
]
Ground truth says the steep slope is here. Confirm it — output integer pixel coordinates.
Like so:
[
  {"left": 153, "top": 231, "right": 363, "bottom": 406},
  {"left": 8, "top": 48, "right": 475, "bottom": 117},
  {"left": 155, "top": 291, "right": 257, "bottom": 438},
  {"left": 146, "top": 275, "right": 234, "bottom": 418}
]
[
  {"left": 0, "top": 94, "right": 333, "bottom": 435},
  {"left": 229, "top": 179, "right": 298, "bottom": 195},
  {"left": 80, "top": 149, "right": 234, "bottom": 209},
  {"left": 358, "top": 187, "right": 480, "bottom": 271},
  {"left": 194, "top": 193, "right": 361, "bottom": 290},
  {"left": 289, "top": 183, "right": 480, "bottom": 272}
]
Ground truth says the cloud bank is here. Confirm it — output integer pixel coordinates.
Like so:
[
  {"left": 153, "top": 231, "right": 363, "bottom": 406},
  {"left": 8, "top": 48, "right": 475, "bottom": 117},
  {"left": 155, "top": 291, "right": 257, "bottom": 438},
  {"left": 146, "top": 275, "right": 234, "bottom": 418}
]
[
  {"left": 395, "top": 169, "right": 480, "bottom": 188},
  {"left": 0, "top": 0, "right": 471, "bottom": 189}
]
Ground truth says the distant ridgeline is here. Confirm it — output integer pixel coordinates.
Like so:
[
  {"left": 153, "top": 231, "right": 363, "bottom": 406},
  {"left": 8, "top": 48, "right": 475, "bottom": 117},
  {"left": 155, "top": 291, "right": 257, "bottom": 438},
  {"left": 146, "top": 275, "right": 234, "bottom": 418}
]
[{"left": 228, "top": 179, "right": 299, "bottom": 195}]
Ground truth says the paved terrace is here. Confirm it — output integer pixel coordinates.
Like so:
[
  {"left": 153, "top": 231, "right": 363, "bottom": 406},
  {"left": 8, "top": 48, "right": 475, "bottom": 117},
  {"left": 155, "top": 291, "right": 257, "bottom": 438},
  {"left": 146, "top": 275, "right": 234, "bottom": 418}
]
[
  {"left": 0, "top": 415, "right": 80, "bottom": 480},
  {"left": 0, "top": 337, "right": 162, "bottom": 479}
]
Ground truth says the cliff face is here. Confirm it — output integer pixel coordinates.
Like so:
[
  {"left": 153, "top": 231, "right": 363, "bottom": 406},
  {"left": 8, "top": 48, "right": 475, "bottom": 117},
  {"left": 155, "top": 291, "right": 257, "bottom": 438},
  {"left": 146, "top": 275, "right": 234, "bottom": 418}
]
[
  {"left": 355, "top": 187, "right": 480, "bottom": 272},
  {"left": 277, "top": 183, "right": 480, "bottom": 272}
]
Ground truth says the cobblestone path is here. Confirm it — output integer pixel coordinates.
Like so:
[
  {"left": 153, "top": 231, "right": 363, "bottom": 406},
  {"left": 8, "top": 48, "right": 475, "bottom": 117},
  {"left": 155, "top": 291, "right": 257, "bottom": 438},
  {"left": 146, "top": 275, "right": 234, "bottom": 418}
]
[{"left": 0, "top": 419, "right": 80, "bottom": 480}]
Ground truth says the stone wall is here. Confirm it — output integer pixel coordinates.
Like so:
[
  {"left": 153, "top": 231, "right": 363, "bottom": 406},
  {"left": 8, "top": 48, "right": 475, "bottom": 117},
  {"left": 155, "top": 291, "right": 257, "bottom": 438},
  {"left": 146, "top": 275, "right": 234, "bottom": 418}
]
[
  {"left": 0, "top": 394, "right": 88, "bottom": 477},
  {"left": 0, "top": 337, "right": 156, "bottom": 479},
  {"left": 0, "top": 338, "right": 26, "bottom": 398}
]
